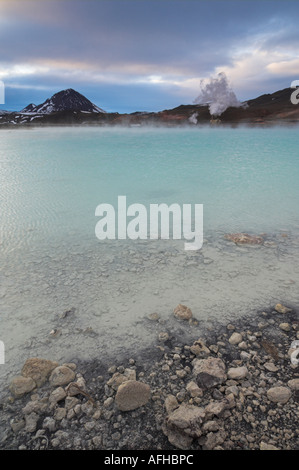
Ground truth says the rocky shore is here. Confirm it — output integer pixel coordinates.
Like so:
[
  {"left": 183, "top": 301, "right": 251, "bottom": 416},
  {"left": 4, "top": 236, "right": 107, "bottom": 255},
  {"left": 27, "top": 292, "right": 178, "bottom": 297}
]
[{"left": 0, "top": 302, "right": 298, "bottom": 451}]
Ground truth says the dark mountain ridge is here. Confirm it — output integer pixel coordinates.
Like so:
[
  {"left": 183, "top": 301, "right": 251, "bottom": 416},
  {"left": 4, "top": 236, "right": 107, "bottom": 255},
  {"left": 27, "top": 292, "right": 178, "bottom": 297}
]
[{"left": 0, "top": 86, "right": 298, "bottom": 127}]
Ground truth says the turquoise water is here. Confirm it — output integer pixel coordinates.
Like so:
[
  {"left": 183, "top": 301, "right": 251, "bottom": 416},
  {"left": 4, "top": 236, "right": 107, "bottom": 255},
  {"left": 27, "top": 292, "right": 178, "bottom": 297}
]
[
  {"left": 1, "top": 126, "right": 299, "bottom": 384},
  {"left": 1, "top": 126, "right": 299, "bottom": 250}
]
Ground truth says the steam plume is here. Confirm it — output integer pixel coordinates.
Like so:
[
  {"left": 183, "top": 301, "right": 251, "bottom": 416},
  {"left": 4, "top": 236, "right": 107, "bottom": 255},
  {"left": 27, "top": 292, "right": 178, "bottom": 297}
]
[{"left": 193, "top": 72, "right": 242, "bottom": 117}]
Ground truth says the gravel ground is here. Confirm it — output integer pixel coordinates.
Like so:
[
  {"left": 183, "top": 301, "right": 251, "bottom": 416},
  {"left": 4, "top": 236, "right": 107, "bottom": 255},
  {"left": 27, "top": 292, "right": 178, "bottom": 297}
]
[{"left": 0, "top": 302, "right": 298, "bottom": 451}]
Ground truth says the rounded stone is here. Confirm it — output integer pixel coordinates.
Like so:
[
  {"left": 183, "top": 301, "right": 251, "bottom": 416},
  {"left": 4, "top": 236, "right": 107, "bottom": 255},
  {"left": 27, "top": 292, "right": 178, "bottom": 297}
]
[
  {"left": 10, "top": 375, "right": 36, "bottom": 398},
  {"left": 267, "top": 386, "right": 292, "bottom": 404},
  {"left": 227, "top": 366, "right": 248, "bottom": 380},
  {"left": 279, "top": 323, "right": 291, "bottom": 332},
  {"left": 228, "top": 332, "right": 243, "bottom": 345},
  {"left": 115, "top": 380, "right": 151, "bottom": 411},
  {"left": 264, "top": 362, "right": 279, "bottom": 372},
  {"left": 287, "top": 379, "right": 299, "bottom": 391},
  {"left": 158, "top": 332, "right": 169, "bottom": 342},
  {"left": 274, "top": 303, "right": 292, "bottom": 314},
  {"left": 49, "top": 366, "right": 76, "bottom": 387}
]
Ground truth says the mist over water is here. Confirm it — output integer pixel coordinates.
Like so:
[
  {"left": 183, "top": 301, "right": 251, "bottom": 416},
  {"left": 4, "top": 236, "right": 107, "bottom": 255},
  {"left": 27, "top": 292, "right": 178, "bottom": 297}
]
[{"left": 1, "top": 126, "right": 299, "bottom": 389}]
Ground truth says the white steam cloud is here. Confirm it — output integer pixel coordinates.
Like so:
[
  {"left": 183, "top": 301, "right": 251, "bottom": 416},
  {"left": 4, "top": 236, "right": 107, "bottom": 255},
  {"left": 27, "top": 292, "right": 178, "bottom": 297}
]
[{"left": 193, "top": 72, "right": 243, "bottom": 117}]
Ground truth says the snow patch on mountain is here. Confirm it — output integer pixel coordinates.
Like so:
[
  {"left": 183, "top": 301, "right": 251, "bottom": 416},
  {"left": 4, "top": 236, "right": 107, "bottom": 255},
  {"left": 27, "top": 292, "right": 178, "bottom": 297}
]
[{"left": 20, "top": 89, "right": 106, "bottom": 115}]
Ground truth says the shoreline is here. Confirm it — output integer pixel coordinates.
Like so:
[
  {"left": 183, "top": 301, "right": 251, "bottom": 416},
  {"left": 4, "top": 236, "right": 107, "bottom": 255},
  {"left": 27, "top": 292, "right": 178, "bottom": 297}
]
[
  {"left": 1, "top": 121, "right": 299, "bottom": 130},
  {"left": 2, "top": 228, "right": 299, "bottom": 384},
  {"left": 1, "top": 301, "right": 298, "bottom": 451}
]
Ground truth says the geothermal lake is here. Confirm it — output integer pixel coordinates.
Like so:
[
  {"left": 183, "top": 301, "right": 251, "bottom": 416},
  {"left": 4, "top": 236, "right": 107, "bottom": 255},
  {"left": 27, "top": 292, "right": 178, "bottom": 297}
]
[{"left": 1, "top": 126, "right": 299, "bottom": 386}]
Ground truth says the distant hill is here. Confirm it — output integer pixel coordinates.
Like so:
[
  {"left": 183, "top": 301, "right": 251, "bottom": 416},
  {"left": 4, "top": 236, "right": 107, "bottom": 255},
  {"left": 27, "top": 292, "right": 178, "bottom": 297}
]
[
  {"left": 152, "top": 88, "right": 299, "bottom": 125},
  {"left": 20, "top": 88, "right": 106, "bottom": 115},
  {"left": 0, "top": 87, "right": 298, "bottom": 127}
]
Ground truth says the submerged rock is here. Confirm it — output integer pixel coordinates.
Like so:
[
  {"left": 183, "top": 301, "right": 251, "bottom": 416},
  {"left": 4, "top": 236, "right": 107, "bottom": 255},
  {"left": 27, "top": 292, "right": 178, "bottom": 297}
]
[
  {"left": 224, "top": 233, "right": 264, "bottom": 245},
  {"left": 147, "top": 312, "right": 160, "bottom": 321},
  {"left": 274, "top": 303, "right": 292, "bottom": 314},
  {"left": 173, "top": 304, "right": 193, "bottom": 321}
]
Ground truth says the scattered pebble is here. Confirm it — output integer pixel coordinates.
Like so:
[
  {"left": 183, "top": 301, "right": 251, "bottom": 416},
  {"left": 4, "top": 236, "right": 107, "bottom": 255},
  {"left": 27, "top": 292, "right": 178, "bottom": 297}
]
[{"left": 0, "top": 303, "right": 298, "bottom": 451}]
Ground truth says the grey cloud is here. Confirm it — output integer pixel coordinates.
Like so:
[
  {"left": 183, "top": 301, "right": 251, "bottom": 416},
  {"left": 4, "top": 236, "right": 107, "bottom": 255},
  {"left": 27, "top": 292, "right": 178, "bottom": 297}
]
[
  {"left": 1, "top": 0, "right": 299, "bottom": 110},
  {"left": 2, "top": 0, "right": 298, "bottom": 72}
]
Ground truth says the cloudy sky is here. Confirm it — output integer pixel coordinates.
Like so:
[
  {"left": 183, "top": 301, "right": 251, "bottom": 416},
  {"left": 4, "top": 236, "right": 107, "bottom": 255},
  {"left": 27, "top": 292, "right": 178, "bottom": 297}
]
[{"left": 0, "top": 0, "right": 298, "bottom": 112}]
